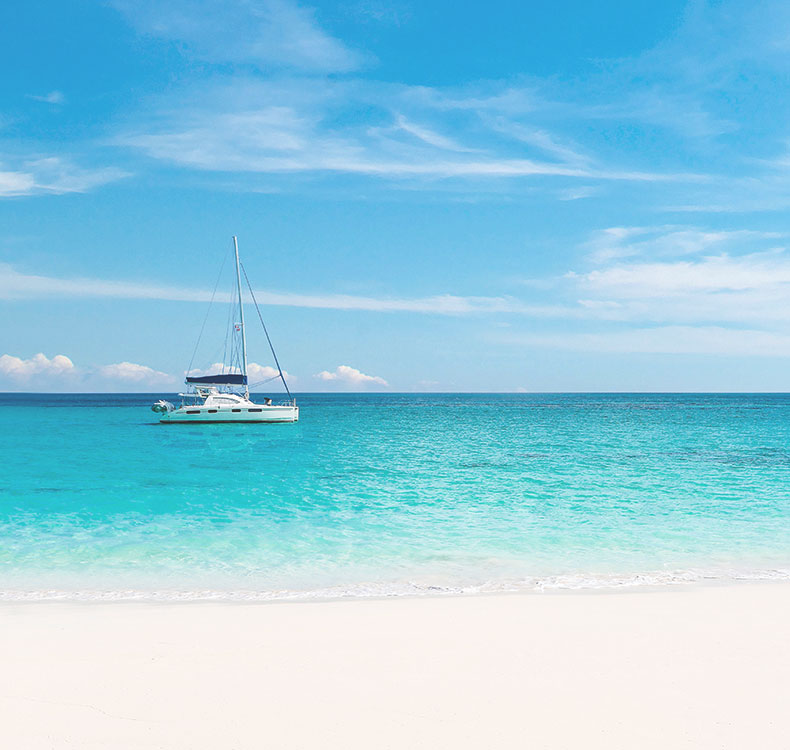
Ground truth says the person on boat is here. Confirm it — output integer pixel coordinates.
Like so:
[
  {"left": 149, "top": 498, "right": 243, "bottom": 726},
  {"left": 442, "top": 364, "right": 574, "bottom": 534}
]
[{"left": 264, "top": 397, "right": 272, "bottom": 405}]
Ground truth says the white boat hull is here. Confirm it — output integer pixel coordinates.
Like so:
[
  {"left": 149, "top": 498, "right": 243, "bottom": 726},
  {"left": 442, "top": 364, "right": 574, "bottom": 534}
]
[
  {"left": 152, "top": 236, "right": 300, "bottom": 425},
  {"left": 160, "top": 405, "right": 299, "bottom": 423}
]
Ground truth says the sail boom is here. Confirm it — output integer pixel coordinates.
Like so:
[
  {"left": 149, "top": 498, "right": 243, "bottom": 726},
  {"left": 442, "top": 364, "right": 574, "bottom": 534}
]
[{"left": 185, "top": 374, "right": 247, "bottom": 385}]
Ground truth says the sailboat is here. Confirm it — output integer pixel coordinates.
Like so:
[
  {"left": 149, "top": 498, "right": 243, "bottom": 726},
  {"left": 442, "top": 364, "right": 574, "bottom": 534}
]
[{"left": 152, "top": 236, "right": 299, "bottom": 423}]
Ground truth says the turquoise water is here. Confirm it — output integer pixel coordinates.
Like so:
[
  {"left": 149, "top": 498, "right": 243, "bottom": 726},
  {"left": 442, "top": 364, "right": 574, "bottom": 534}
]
[{"left": 2, "top": 393, "right": 790, "bottom": 600}]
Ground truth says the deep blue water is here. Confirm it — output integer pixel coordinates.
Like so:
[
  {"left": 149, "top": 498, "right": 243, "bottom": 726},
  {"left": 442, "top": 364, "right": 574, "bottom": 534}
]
[{"left": 2, "top": 392, "right": 789, "bottom": 599}]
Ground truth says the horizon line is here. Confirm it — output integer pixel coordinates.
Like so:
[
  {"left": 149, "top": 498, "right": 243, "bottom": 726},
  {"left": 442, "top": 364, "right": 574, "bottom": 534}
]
[{"left": 3, "top": 391, "right": 790, "bottom": 396}]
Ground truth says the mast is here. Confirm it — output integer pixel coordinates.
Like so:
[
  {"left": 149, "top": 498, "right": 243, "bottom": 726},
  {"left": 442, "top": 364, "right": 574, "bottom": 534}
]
[{"left": 233, "top": 235, "right": 249, "bottom": 397}]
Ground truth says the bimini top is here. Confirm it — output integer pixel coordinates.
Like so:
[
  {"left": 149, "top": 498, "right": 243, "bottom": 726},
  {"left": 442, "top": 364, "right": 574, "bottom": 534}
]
[{"left": 185, "top": 373, "right": 247, "bottom": 385}]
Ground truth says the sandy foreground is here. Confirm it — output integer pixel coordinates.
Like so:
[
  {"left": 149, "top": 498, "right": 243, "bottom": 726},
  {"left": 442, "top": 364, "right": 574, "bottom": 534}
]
[{"left": 1, "top": 584, "right": 789, "bottom": 749}]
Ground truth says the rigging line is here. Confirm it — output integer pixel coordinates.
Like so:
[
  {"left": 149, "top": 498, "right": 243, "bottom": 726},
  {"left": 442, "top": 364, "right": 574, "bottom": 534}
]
[
  {"left": 221, "top": 267, "right": 236, "bottom": 373},
  {"left": 239, "top": 260, "right": 293, "bottom": 401},
  {"left": 247, "top": 374, "right": 281, "bottom": 388},
  {"left": 188, "top": 243, "right": 232, "bottom": 375}
]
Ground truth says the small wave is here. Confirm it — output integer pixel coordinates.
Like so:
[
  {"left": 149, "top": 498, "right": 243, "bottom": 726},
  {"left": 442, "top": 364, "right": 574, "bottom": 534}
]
[{"left": 2, "top": 567, "right": 790, "bottom": 603}]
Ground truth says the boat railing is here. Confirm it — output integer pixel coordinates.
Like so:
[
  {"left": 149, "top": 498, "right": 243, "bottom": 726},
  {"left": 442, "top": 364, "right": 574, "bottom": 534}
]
[{"left": 177, "top": 391, "right": 296, "bottom": 408}]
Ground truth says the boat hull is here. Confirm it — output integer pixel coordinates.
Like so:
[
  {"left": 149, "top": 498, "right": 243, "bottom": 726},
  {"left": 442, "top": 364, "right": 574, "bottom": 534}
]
[{"left": 160, "top": 405, "right": 299, "bottom": 423}]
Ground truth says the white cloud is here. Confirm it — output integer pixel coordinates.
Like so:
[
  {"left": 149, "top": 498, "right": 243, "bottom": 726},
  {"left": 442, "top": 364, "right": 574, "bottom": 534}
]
[
  {"left": 111, "top": 0, "right": 362, "bottom": 72},
  {"left": 0, "top": 262, "right": 564, "bottom": 316},
  {"left": 556, "top": 226, "right": 790, "bottom": 327},
  {"left": 0, "top": 354, "right": 295, "bottom": 391},
  {"left": 486, "top": 118, "right": 591, "bottom": 165},
  {"left": 582, "top": 90, "right": 736, "bottom": 140},
  {"left": 8, "top": 225, "right": 790, "bottom": 333},
  {"left": 315, "top": 365, "right": 388, "bottom": 387},
  {"left": 582, "top": 226, "right": 781, "bottom": 264},
  {"left": 413, "top": 84, "right": 540, "bottom": 116},
  {"left": 572, "top": 251, "right": 790, "bottom": 297},
  {"left": 187, "top": 363, "right": 240, "bottom": 378},
  {"left": 0, "top": 157, "right": 128, "bottom": 197},
  {"left": 557, "top": 186, "right": 599, "bottom": 201},
  {"left": 0, "top": 170, "right": 36, "bottom": 196},
  {"left": 391, "top": 115, "right": 477, "bottom": 153},
  {"left": 248, "top": 362, "right": 289, "bottom": 382},
  {"left": 27, "top": 91, "right": 65, "bottom": 105},
  {"left": 0, "top": 353, "right": 180, "bottom": 391},
  {"left": 0, "top": 263, "right": 219, "bottom": 302},
  {"left": 122, "top": 109, "right": 692, "bottom": 181},
  {"left": 122, "top": 113, "right": 600, "bottom": 179},
  {"left": 98, "top": 361, "right": 174, "bottom": 383},
  {"left": 0, "top": 353, "right": 75, "bottom": 378},
  {"left": 116, "top": 78, "right": 701, "bottom": 185}
]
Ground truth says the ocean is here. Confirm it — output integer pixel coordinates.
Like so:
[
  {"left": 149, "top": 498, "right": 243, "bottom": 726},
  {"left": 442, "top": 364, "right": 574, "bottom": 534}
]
[{"left": 2, "top": 392, "right": 789, "bottom": 600}]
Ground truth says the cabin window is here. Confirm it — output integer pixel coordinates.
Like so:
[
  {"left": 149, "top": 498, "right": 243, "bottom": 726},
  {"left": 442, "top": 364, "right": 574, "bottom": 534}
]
[
  {"left": 208, "top": 409, "right": 217, "bottom": 413},
  {"left": 248, "top": 408, "right": 262, "bottom": 413},
  {"left": 186, "top": 410, "right": 200, "bottom": 414},
  {"left": 232, "top": 409, "right": 241, "bottom": 413}
]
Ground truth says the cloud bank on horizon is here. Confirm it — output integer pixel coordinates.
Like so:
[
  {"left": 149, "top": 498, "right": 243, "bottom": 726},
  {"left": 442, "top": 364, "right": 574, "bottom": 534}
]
[
  {"left": 0, "top": 353, "right": 389, "bottom": 393},
  {"left": 4, "top": 0, "right": 790, "bottom": 391}
]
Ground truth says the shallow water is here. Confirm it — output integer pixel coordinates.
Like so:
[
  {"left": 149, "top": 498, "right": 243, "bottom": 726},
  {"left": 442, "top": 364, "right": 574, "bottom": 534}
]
[{"left": 2, "top": 393, "right": 790, "bottom": 600}]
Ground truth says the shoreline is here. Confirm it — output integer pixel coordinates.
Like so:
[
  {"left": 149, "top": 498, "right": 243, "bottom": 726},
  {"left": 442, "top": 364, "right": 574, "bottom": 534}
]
[
  {"left": 1, "top": 566, "right": 789, "bottom": 604},
  {"left": 3, "top": 582, "right": 789, "bottom": 749}
]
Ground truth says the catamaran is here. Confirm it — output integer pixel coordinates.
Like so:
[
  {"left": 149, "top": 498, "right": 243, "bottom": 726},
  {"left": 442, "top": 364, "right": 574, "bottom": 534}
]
[{"left": 152, "top": 236, "right": 298, "bottom": 424}]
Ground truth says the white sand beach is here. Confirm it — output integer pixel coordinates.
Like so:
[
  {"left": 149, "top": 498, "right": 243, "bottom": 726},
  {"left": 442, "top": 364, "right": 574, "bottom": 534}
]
[{"left": 2, "top": 583, "right": 789, "bottom": 749}]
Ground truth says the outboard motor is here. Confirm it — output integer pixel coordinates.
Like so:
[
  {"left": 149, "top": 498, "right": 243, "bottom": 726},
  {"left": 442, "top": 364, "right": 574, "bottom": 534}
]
[{"left": 151, "top": 400, "right": 175, "bottom": 413}]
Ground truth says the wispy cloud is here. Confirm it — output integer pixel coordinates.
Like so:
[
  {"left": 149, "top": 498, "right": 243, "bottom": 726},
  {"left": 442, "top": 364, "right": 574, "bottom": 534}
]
[
  {"left": 105, "top": 1, "right": 773, "bottom": 194},
  {"left": 660, "top": 172, "right": 790, "bottom": 214},
  {"left": 17, "top": 0, "right": 790, "bottom": 205},
  {"left": 557, "top": 186, "right": 599, "bottom": 201},
  {"left": 581, "top": 90, "right": 737, "bottom": 140},
  {"left": 561, "top": 226, "right": 790, "bottom": 326},
  {"left": 581, "top": 226, "right": 782, "bottom": 264},
  {"left": 412, "top": 84, "right": 540, "bottom": 116},
  {"left": 110, "top": 0, "right": 363, "bottom": 72},
  {"left": 0, "top": 170, "right": 35, "bottom": 197},
  {"left": 26, "top": 91, "right": 65, "bottom": 105},
  {"left": 389, "top": 115, "right": 478, "bottom": 153},
  {"left": 0, "top": 157, "right": 129, "bottom": 197},
  {"left": 485, "top": 118, "right": 591, "bottom": 165},
  {"left": 572, "top": 250, "right": 790, "bottom": 297},
  {"left": 8, "top": 224, "right": 790, "bottom": 330},
  {"left": 0, "top": 262, "right": 563, "bottom": 316},
  {"left": 118, "top": 80, "right": 703, "bottom": 184}
]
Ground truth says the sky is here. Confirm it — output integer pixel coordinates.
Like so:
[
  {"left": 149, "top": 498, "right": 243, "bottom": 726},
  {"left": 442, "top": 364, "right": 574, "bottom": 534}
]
[{"left": 4, "top": 0, "right": 790, "bottom": 392}]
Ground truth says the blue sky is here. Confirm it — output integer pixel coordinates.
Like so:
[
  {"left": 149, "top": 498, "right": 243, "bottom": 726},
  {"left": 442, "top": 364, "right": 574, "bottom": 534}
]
[{"left": 4, "top": 0, "right": 790, "bottom": 391}]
